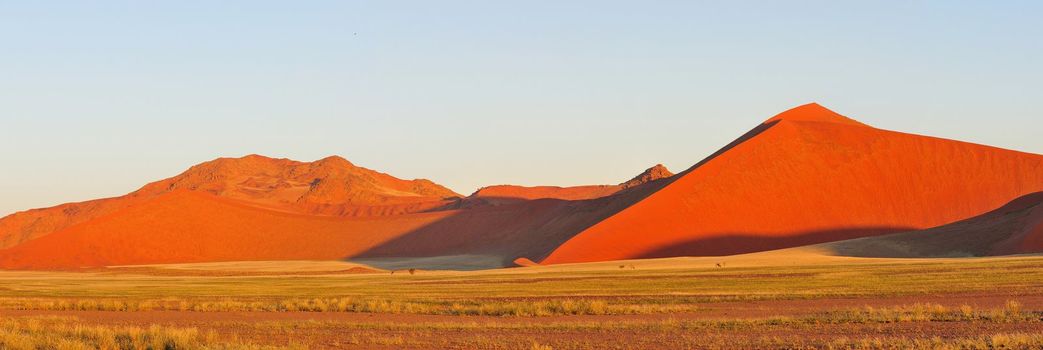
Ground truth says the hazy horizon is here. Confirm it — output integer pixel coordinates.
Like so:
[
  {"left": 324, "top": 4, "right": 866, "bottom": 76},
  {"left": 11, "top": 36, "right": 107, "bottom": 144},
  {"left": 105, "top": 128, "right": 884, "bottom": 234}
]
[{"left": 2, "top": 1, "right": 1042, "bottom": 216}]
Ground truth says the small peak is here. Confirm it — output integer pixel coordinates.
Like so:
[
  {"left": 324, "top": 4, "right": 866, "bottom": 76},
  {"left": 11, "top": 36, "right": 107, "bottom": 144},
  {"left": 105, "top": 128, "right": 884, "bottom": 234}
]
[
  {"left": 232, "top": 154, "right": 290, "bottom": 166},
  {"left": 620, "top": 164, "right": 674, "bottom": 189},
  {"left": 764, "top": 103, "right": 868, "bottom": 127},
  {"left": 470, "top": 184, "right": 518, "bottom": 197},
  {"left": 240, "top": 154, "right": 272, "bottom": 160},
  {"left": 645, "top": 164, "right": 671, "bottom": 176},
  {"left": 313, "top": 155, "right": 355, "bottom": 167}
]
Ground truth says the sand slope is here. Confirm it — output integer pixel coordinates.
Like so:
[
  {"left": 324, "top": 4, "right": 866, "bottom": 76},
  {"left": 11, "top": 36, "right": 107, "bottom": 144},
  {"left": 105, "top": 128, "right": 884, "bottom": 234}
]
[
  {"left": 465, "top": 164, "right": 672, "bottom": 205},
  {"left": 0, "top": 155, "right": 459, "bottom": 249},
  {"left": 541, "top": 103, "right": 1043, "bottom": 263},
  {"left": 0, "top": 165, "right": 672, "bottom": 269},
  {"left": 811, "top": 191, "right": 1043, "bottom": 258},
  {"left": 0, "top": 190, "right": 450, "bottom": 269}
]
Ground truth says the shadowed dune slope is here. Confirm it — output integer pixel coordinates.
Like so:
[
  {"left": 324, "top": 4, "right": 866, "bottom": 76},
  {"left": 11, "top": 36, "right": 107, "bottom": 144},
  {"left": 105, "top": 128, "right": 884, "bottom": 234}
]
[
  {"left": 471, "top": 185, "right": 620, "bottom": 202},
  {"left": 466, "top": 164, "right": 673, "bottom": 206},
  {"left": 813, "top": 192, "right": 1043, "bottom": 258},
  {"left": 0, "top": 155, "right": 460, "bottom": 249},
  {"left": 541, "top": 103, "right": 1043, "bottom": 264},
  {"left": 353, "top": 174, "right": 674, "bottom": 266}
]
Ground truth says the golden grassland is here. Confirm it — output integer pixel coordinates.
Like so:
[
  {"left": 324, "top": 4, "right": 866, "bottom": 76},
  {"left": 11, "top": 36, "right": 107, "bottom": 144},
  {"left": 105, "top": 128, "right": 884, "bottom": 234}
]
[
  {"left": 2, "top": 255, "right": 1043, "bottom": 349},
  {"left": 1, "top": 256, "right": 1043, "bottom": 315},
  {"left": 3, "top": 302, "right": 1040, "bottom": 350},
  {"left": 218, "top": 301, "right": 1043, "bottom": 349},
  {"left": 0, "top": 297, "right": 620, "bottom": 316},
  {"left": 218, "top": 301, "right": 1039, "bottom": 331}
]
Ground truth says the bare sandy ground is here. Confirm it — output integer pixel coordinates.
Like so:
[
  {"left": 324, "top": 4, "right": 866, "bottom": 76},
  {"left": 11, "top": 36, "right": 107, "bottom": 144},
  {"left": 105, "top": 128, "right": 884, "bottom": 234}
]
[{"left": 4, "top": 244, "right": 1031, "bottom": 278}]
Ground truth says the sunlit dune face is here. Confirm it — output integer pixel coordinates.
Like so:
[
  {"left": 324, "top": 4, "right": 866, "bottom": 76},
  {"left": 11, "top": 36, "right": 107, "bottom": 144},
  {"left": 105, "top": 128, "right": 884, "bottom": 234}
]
[{"left": 541, "top": 104, "right": 1043, "bottom": 264}]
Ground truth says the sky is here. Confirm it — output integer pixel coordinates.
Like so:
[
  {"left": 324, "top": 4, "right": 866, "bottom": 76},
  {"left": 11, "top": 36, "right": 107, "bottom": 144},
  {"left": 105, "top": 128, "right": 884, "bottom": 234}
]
[{"left": 1, "top": 1, "right": 1041, "bottom": 216}]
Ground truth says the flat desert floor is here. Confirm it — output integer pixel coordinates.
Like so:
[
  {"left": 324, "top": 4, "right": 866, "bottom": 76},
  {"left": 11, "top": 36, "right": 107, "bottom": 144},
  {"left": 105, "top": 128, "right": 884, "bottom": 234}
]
[{"left": 2, "top": 250, "right": 1043, "bottom": 349}]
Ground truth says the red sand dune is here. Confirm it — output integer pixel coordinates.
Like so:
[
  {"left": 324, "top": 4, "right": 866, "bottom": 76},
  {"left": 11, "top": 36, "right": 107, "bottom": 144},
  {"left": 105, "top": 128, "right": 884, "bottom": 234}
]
[
  {"left": 540, "top": 103, "right": 1043, "bottom": 264},
  {"left": 0, "top": 190, "right": 464, "bottom": 269},
  {"left": 0, "top": 155, "right": 459, "bottom": 249},
  {"left": 0, "top": 158, "right": 671, "bottom": 269},
  {"left": 2, "top": 103, "right": 1042, "bottom": 269},
  {"left": 0, "top": 196, "right": 147, "bottom": 249}
]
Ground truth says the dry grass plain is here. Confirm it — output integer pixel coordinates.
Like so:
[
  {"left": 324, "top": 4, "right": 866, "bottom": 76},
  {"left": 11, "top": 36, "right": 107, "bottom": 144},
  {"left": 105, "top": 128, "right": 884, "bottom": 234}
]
[{"left": 2, "top": 252, "right": 1043, "bottom": 349}]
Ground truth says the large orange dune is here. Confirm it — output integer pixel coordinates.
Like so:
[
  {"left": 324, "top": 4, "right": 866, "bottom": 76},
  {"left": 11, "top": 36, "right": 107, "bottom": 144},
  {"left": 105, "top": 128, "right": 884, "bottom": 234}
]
[
  {"left": 0, "top": 190, "right": 442, "bottom": 269},
  {"left": 0, "top": 157, "right": 671, "bottom": 269},
  {"left": 540, "top": 103, "right": 1043, "bottom": 264},
  {"left": 0, "top": 155, "right": 459, "bottom": 249},
  {"left": 2, "top": 103, "right": 1042, "bottom": 269}
]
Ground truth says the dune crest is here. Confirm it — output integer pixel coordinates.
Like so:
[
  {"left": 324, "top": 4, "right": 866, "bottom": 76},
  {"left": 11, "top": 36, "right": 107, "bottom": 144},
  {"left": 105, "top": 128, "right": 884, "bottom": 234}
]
[{"left": 764, "top": 102, "right": 868, "bottom": 126}]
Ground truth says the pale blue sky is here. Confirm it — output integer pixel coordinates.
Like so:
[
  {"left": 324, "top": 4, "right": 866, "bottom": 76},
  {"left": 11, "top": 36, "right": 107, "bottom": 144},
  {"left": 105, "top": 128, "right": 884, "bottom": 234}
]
[{"left": 1, "top": 1, "right": 1041, "bottom": 216}]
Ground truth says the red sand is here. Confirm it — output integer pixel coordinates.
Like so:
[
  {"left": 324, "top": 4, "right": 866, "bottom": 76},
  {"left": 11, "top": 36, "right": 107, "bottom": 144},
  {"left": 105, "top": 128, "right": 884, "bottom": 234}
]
[
  {"left": 467, "top": 164, "right": 673, "bottom": 204},
  {"left": 512, "top": 257, "right": 540, "bottom": 267},
  {"left": 541, "top": 103, "right": 1043, "bottom": 264},
  {"left": 0, "top": 163, "right": 672, "bottom": 269},
  {"left": 0, "top": 155, "right": 459, "bottom": 249},
  {"left": 471, "top": 185, "right": 621, "bottom": 202},
  {"left": 0, "top": 190, "right": 453, "bottom": 269},
  {"left": 815, "top": 191, "right": 1043, "bottom": 258},
  {"left": 2, "top": 103, "right": 1042, "bottom": 269}
]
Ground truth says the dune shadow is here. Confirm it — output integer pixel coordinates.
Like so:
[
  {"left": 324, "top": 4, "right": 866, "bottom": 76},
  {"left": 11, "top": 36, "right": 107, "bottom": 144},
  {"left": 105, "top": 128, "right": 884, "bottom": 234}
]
[
  {"left": 349, "top": 254, "right": 507, "bottom": 271},
  {"left": 349, "top": 192, "right": 665, "bottom": 269},
  {"left": 816, "top": 191, "right": 1043, "bottom": 258},
  {"left": 347, "top": 120, "right": 790, "bottom": 270},
  {"left": 637, "top": 226, "right": 917, "bottom": 258}
]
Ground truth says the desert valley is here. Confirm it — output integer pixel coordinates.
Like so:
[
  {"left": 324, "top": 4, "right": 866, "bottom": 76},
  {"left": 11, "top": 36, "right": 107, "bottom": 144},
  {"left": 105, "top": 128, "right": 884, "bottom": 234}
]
[{"left": 2, "top": 104, "right": 1043, "bottom": 349}]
